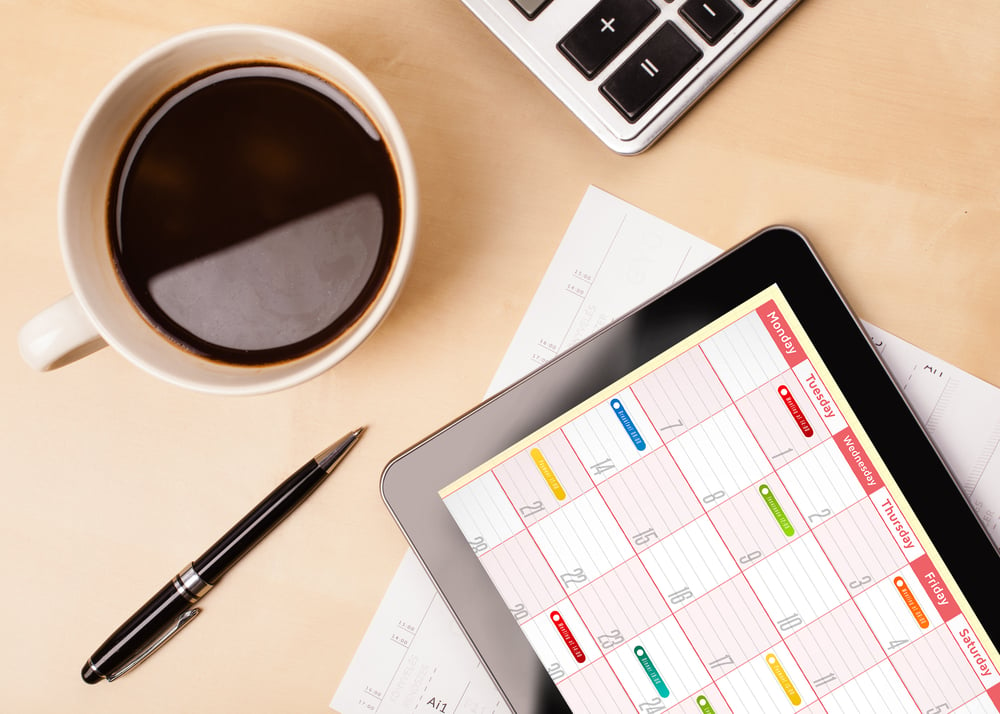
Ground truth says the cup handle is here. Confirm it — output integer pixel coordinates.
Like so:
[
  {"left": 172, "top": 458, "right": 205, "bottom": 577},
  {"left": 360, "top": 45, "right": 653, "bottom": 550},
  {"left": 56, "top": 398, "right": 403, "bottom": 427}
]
[{"left": 19, "top": 294, "right": 107, "bottom": 371}]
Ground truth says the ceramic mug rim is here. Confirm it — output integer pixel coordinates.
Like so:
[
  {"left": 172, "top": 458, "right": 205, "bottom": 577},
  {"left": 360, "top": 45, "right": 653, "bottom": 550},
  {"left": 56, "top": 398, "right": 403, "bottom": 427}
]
[{"left": 57, "top": 24, "right": 417, "bottom": 395}]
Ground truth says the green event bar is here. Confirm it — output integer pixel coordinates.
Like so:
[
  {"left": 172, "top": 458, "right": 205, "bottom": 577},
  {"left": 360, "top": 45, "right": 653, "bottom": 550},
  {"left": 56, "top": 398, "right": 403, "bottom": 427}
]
[{"left": 760, "top": 484, "right": 795, "bottom": 536}]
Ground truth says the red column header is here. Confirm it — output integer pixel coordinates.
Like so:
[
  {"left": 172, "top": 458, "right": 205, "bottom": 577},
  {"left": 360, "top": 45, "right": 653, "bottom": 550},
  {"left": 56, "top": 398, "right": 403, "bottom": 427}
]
[{"left": 756, "top": 301, "right": 806, "bottom": 368}]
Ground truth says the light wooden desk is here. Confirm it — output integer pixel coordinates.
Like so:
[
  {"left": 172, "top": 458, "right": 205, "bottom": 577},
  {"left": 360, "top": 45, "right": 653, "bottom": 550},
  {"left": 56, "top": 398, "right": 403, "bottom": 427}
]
[{"left": 1, "top": 0, "right": 997, "bottom": 711}]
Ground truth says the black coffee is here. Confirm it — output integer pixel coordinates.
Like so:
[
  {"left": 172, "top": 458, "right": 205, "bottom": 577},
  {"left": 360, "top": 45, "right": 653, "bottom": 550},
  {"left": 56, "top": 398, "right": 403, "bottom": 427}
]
[{"left": 109, "top": 63, "right": 401, "bottom": 366}]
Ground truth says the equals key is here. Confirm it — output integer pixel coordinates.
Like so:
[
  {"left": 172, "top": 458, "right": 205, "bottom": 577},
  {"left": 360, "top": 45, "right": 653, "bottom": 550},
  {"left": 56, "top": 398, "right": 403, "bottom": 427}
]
[{"left": 600, "top": 22, "right": 702, "bottom": 122}]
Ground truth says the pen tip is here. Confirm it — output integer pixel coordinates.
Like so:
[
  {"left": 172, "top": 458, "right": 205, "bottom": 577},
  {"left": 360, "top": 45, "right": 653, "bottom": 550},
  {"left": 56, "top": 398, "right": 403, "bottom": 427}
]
[{"left": 314, "top": 427, "right": 365, "bottom": 472}]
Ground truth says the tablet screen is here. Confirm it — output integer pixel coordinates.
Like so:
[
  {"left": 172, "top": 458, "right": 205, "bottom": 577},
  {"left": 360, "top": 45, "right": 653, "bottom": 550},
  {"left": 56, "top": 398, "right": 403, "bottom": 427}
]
[{"left": 438, "top": 284, "right": 1000, "bottom": 713}]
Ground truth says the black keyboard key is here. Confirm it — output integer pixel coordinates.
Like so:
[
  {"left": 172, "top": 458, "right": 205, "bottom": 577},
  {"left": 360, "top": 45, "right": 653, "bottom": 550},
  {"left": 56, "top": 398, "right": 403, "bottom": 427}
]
[
  {"left": 507, "top": 0, "right": 553, "bottom": 19},
  {"left": 558, "top": 0, "right": 660, "bottom": 79},
  {"left": 600, "top": 22, "right": 702, "bottom": 122},
  {"left": 680, "top": 0, "right": 743, "bottom": 45}
]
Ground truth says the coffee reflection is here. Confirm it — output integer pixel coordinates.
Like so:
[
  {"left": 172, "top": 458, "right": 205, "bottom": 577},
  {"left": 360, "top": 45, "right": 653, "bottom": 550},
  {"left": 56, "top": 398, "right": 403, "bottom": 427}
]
[
  {"left": 109, "top": 63, "right": 401, "bottom": 365},
  {"left": 149, "top": 194, "right": 383, "bottom": 352}
]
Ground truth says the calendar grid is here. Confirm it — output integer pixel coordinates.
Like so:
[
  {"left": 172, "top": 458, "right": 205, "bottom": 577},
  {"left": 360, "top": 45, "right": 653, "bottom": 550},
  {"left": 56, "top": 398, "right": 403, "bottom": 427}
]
[
  {"left": 441, "top": 287, "right": 1000, "bottom": 713},
  {"left": 702, "top": 323, "right": 927, "bottom": 712},
  {"left": 561, "top": 409, "right": 737, "bottom": 712},
  {"left": 648, "top": 440, "right": 812, "bottom": 711},
  {"left": 672, "top": 342, "right": 827, "bottom": 709},
  {"left": 490, "top": 453, "right": 651, "bottom": 713},
  {"left": 704, "top": 342, "right": 920, "bottom": 710},
  {"left": 714, "top": 308, "right": 987, "bottom": 710}
]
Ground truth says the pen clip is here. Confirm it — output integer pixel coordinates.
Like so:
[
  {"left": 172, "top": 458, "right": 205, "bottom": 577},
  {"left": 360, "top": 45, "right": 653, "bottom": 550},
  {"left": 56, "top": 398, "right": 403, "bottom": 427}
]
[{"left": 107, "top": 608, "right": 201, "bottom": 682}]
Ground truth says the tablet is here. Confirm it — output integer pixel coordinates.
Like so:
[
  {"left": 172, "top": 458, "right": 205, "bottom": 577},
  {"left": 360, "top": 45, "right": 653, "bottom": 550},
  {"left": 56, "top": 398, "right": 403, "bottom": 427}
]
[{"left": 382, "top": 226, "right": 1000, "bottom": 713}]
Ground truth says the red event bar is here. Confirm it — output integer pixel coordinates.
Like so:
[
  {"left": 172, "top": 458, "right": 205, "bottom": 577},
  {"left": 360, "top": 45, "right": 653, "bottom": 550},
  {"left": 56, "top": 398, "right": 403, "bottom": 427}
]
[
  {"left": 551, "top": 611, "right": 586, "bottom": 663},
  {"left": 756, "top": 300, "right": 806, "bottom": 368},
  {"left": 778, "top": 384, "right": 814, "bottom": 437}
]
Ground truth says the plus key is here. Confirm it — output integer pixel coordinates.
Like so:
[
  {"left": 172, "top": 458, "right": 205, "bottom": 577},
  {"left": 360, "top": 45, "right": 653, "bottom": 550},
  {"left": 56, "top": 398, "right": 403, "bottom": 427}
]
[{"left": 558, "top": 0, "right": 660, "bottom": 79}]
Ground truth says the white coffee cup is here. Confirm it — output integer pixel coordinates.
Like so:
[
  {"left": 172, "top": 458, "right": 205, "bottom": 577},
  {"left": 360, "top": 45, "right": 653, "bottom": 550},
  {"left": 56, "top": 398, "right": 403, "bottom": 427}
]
[{"left": 18, "top": 25, "right": 417, "bottom": 395}]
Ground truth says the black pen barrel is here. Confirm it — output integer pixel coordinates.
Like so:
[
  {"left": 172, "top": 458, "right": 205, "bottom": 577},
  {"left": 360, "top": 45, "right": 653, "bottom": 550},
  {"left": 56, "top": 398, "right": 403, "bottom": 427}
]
[
  {"left": 192, "top": 459, "right": 328, "bottom": 584},
  {"left": 81, "top": 429, "right": 362, "bottom": 684},
  {"left": 82, "top": 578, "right": 191, "bottom": 683}
]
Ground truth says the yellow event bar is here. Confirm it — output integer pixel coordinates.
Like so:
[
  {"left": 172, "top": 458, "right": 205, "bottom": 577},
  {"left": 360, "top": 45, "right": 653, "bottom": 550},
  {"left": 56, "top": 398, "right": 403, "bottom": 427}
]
[
  {"left": 766, "top": 653, "right": 802, "bottom": 706},
  {"left": 530, "top": 448, "right": 566, "bottom": 500}
]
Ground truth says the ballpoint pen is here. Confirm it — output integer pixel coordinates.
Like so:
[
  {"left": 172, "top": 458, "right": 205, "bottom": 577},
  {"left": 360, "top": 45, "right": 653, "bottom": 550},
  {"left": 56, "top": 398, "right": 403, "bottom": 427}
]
[{"left": 80, "top": 427, "right": 365, "bottom": 684}]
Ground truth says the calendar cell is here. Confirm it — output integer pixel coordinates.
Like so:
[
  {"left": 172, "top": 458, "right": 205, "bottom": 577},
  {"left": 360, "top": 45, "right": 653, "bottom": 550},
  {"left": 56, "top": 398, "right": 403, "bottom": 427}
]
[
  {"left": 606, "top": 617, "right": 713, "bottom": 706},
  {"left": 529, "top": 488, "right": 635, "bottom": 592},
  {"left": 701, "top": 311, "right": 789, "bottom": 400},
  {"left": 675, "top": 576, "right": 780, "bottom": 675},
  {"left": 480, "top": 530, "right": 566, "bottom": 621},
  {"left": 556, "top": 658, "right": 634, "bottom": 713},
  {"left": 891, "top": 626, "right": 985, "bottom": 713},
  {"left": 709, "top": 477, "right": 804, "bottom": 569},
  {"left": 570, "top": 557, "right": 671, "bottom": 650},
  {"left": 631, "top": 347, "right": 731, "bottom": 442},
  {"left": 521, "top": 598, "right": 599, "bottom": 679},
  {"left": 783, "top": 602, "right": 885, "bottom": 693},
  {"left": 639, "top": 516, "right": 739, "bottom": 610},
  {"left": 812, "top": 498, "right": 907, "bottom": 594},
  {"left": 667, "top": 405, "right": 773, "bottom": 509},
  {"left": 776, "top": 438, "right": 866, "bottom": 527},
  {"left": 852, "top": 565, "right": 944, "bottom": 653},
  {"left": 446, "top": 472, "right": 525, "bottom": 553},
  {"left": 493, "top": 430, "right": 595, "bottom": 522},
  {"left": 563, "top": 389, "right": 659, "bottom": 483},
  {"left": 598, "top": 448, "right": 703, "bottom": 549},
  {"left": 737, "top": 374, "right": 828, "bottom": 468},
  {"left": 819, "top": 659, "right": 920, "bottom": 713},
  {"left": 742, "top": 535, "right": 851, "bottom": 636},
  {"left": 715, "top": 644, "right": 815, "bottom": 713}
]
